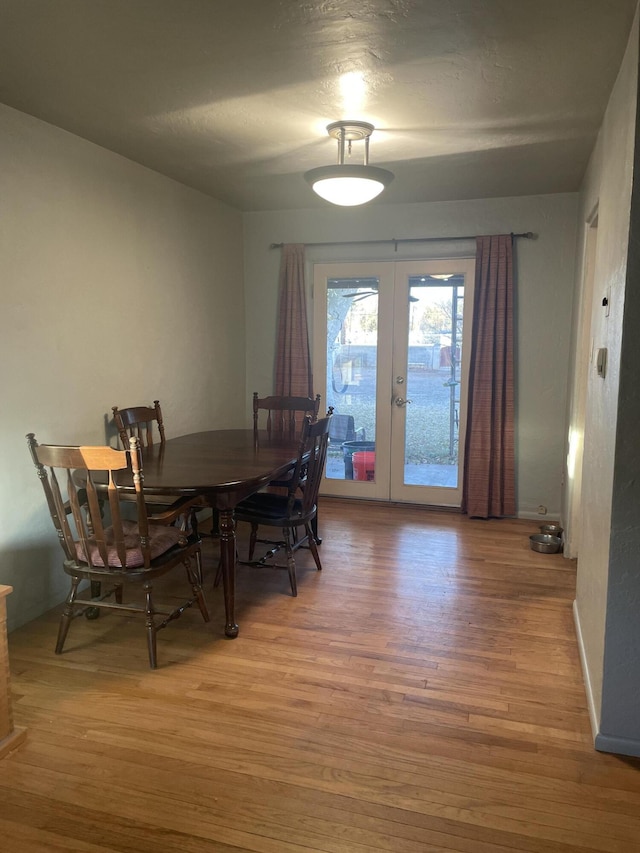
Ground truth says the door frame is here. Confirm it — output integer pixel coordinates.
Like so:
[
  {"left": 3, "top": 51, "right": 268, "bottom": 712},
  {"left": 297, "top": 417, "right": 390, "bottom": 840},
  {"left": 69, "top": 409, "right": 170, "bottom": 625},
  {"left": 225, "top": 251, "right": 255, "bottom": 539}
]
[
  {"left": 313, "top": 257, "right": 476, "bottom": 506},
  {"left": 389, "top": 258, "right": 476, "bottom": 507},
  {"left": 313, "top": 261, "right": 394, "bottom": 500}
]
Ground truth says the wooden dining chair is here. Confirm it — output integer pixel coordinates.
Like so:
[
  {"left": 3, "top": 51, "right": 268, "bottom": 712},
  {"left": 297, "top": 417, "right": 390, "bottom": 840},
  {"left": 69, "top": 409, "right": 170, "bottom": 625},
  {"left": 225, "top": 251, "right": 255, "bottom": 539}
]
[
  {"left": 112, "top": 400, "right": 208, "bottom": 534},
  {"left": 112, "top": 400, "right": 166, "bottom": 448},
  {"left": 26, "top": 433, "right": 209, "bottom": 669},
  {"left": 253, "top": 392, "right": 321, "bottom": 491},
  {"left": 253, "top": 392, "right": 321, "bottom": 438},
  {"left": 226, "top": 410, "right": 333, "bottom": 597}
]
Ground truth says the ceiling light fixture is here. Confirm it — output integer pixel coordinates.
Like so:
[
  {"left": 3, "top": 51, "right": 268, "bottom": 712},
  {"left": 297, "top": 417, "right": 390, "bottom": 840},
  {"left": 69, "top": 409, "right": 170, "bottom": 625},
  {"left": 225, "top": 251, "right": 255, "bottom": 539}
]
[{"left": 304, "top": 120, "right": 394, "bottom": 206}]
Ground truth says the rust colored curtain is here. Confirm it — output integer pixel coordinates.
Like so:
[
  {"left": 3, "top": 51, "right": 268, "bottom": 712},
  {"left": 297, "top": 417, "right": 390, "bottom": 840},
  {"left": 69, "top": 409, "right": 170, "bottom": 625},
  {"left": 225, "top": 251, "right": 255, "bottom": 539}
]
[
  {"left": 274, "top": 244, "right": 313, "bottom": 398},
  {"left": 462, "top": 234, "right": 516, "bottom": 518}
]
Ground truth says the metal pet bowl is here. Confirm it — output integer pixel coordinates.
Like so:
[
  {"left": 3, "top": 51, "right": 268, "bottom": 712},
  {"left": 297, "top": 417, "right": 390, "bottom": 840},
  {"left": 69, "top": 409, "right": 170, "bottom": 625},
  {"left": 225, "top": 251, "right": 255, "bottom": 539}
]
[
  {"left": 540, "top": 522, "right": 563, "bottom": 537},
  {"left": 530, "top": 533, "right": 562, "bottom": 554}
]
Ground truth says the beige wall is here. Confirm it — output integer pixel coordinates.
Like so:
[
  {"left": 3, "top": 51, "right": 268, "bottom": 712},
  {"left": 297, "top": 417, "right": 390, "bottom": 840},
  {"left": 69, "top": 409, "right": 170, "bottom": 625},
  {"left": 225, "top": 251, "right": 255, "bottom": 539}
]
[
  {"left": 568, "top": 9, "right": 638, "bottom": 742},
  {"left": 243, "top": 193, "right": 578, "bottom": 519},
  {"left": 1, "top": 104, "right": 246, "bottom": 632}
]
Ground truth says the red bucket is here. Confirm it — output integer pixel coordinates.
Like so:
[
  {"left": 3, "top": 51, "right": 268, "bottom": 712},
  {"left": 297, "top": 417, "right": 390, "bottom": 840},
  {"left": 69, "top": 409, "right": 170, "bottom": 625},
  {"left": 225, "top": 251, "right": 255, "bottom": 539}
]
[{"left": 352, "top": 450, "right": 375, "bottom": 481}]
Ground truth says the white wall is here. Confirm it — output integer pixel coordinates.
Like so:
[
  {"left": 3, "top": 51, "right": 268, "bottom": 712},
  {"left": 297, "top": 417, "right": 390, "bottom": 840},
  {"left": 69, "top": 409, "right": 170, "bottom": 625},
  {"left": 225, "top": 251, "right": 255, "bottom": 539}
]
[
  {"left": 244, "top": 193, "right": 578, "bottom": 518},
  {"left": 1, "top": 104, "right": 246, "bottom": 632},
  {"left": 568, "top": 9, "right": 639, "bottom": 751}
]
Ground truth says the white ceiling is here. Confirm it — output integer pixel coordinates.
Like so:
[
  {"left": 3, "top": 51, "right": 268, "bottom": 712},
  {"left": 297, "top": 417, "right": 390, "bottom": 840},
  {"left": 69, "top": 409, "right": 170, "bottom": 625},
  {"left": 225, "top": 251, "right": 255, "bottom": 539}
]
[{"left": 0, "top": 0, "right": 636, "bottom": 211}]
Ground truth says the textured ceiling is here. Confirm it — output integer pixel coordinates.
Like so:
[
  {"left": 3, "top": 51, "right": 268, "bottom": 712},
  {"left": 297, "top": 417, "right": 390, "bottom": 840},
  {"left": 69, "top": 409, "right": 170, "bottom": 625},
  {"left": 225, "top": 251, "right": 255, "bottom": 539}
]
[{"left": 0, "top": 0, "right": 636, "bottom": 211}]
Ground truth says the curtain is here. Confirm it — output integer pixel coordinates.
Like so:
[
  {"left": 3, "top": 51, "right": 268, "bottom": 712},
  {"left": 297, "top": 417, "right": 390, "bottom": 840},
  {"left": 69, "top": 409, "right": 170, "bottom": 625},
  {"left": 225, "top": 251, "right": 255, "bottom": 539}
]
[
  {"left": 274, "top": 243, "right": 313, "bottom": 398},
  {"left": 462, "top": 234, "right": 516, "bottom": 518}
]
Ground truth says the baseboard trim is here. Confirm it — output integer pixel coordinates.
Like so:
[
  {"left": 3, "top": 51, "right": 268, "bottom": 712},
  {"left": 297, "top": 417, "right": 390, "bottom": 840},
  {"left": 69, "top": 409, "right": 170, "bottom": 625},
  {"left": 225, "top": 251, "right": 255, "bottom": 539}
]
[
  {"left": 517, "top": 510, "right": 560, "bottom": 521},
  {"left": 595, "top": 733, "right": 640, "bottom": 758},
  {"left": 573, "top": 599, "right": 599, "bottom": 745},
  {"left": 0, "top": 726, "right": 27, "bottom": 760},
  {"left": 571, "top": 601, "right": 640, "bottom": 757}
]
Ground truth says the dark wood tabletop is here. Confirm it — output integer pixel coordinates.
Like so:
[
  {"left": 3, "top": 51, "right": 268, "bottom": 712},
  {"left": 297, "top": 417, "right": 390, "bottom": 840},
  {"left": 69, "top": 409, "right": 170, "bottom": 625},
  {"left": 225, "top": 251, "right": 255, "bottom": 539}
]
[{"left": 128, "top": 429, "right": 301, "bottom": 510}]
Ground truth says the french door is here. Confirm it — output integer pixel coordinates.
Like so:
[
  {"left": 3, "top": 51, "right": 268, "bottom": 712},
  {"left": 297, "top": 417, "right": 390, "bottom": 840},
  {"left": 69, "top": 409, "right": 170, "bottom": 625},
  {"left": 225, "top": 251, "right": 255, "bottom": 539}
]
[{"left": 313, "top": 258, "right": 476, "bottom": 507}]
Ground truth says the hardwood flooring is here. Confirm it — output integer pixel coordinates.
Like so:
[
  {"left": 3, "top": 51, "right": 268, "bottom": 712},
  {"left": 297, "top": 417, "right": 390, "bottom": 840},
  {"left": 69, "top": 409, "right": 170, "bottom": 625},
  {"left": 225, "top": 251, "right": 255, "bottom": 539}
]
[{"left": 3, "top": 499, "right": 640, "bottom": 852}]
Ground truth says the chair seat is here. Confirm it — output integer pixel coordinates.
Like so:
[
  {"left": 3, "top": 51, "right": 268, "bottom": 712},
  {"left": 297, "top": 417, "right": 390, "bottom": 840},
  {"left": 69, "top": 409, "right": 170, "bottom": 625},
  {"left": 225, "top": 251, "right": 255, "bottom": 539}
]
[
  {"left": 75, "top": 519, "right": 186, "bottom": 568},
  {"left": 235, "top": 492, "right": 314, "bottom": 526},
  {"left": 139, "top": 493, "right": 180, "bottom": 505}
]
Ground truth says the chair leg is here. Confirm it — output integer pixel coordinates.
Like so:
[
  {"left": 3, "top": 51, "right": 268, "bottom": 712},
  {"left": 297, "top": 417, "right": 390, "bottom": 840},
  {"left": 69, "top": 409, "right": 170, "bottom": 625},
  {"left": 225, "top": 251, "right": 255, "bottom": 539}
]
[
  {"left": 143, "top": 581, "right": 158, "bottom": 669},
  {"left": 187, "top": 551, "right": 210, "bottom": 622},
  {"left": 311, "top": 514, "right": 322, "bottom": 545},
  {"left": 305, "top": 522, "right": 323, "bottom": 572},
  {"left": 284, "top": 527, "right": 297, "bottom": 597},
  {"left": 248, "top": 523, "right": 258, "bottom": 560},
  {"left": 86, "top": 579, "right": 101, "bottom": 620},
  {"left": 114, "top": 583, "right": 124, "bottom": 604},
  {"left": 56, "top": 576, "right": 80, "bottom": 654}
]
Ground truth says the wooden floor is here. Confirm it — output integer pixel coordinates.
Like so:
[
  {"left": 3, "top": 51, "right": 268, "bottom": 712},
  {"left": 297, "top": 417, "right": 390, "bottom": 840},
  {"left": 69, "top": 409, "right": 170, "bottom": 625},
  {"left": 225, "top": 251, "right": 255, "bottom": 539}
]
[{"left": 3, "top": 500, "right": 640, "bottom": 852}]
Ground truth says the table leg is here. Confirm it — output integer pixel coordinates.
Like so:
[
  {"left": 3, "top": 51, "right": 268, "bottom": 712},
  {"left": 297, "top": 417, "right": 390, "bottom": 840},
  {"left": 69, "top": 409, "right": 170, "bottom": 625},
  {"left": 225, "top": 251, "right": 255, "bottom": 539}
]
[
  {"left": 311, "top": 513, "right": 321, "bottom": 545},
  {"left": 218, "top": 508, "right": 239, "bottom": 638}
]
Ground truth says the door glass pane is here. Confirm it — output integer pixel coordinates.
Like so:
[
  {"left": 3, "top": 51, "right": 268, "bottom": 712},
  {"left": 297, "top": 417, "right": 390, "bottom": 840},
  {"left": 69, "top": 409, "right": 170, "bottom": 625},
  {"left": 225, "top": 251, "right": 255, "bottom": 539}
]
[
  {"left": 325, "top": 278, "right": 378, "bottom": 481},
  {"left": 403, "top": 275, "right": 465, "bottom": 487}
]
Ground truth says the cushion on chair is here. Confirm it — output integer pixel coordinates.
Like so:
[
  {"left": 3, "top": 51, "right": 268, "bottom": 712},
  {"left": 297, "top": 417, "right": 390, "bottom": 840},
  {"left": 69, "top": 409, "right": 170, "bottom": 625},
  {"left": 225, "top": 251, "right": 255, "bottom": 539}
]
[
  {"left": 75, "top": 519, "right": 187, "bottom": 568},
  {"left": 235, "top": 493, "right": 307, "bottom": 524}
]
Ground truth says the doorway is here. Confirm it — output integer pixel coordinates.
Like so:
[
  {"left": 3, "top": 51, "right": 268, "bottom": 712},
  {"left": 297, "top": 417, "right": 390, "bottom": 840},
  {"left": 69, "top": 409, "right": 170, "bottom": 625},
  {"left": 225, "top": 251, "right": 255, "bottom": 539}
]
[
  {"left": 564, "top": 209, "right": 598, "bottom": 557},
  {"left": 313, "top": 258, "right": 476, "bottom": 506}
]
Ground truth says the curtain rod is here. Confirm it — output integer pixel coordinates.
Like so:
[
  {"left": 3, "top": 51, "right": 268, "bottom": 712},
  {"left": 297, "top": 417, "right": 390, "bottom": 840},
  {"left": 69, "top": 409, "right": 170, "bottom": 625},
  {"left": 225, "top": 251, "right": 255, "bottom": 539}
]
[{"left": 270, "top": 232, "right": 534, "bottom": 250}]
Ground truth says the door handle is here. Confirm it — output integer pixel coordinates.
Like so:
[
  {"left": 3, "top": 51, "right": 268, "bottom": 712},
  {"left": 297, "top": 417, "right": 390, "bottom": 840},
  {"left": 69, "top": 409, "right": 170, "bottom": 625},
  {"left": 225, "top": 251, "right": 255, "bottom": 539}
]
[{"left": 394, "top": 397, "right": 412, "bottom": 407}]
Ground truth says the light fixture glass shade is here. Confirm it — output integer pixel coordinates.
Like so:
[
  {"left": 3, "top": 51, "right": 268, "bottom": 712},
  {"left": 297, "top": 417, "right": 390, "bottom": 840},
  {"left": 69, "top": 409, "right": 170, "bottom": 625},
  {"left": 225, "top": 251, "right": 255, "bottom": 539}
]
[{"left": 304, "top": 164, "right": 394, "bottom": 206}]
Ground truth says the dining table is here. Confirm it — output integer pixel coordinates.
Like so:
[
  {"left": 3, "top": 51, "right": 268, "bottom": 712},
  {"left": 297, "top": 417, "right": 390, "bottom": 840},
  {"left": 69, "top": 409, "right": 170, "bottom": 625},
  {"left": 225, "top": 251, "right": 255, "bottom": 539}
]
[{"left": 112, "top": 429, "right": 304, "bottom": 638}]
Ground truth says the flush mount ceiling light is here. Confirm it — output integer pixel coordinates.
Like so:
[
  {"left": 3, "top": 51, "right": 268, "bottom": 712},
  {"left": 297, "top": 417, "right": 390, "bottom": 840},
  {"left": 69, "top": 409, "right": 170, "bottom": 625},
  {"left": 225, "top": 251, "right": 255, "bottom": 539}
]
[{"left": 304, "top": 120, "right": 394, "bottom": 206}]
